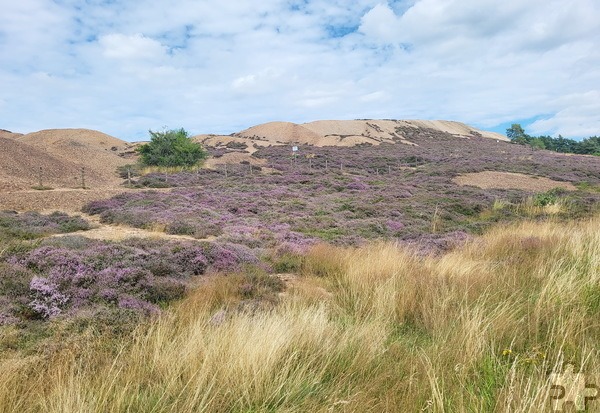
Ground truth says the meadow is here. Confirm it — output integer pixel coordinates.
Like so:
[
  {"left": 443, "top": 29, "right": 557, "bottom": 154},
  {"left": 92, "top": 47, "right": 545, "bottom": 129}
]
[{"left": 0, "top": 216, "right": 599, "bottom": 412}]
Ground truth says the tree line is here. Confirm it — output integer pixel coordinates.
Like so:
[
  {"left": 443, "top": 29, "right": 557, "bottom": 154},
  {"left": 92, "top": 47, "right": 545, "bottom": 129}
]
[{"left": 507, "top": 124, "right": 600, "bottom": 156}]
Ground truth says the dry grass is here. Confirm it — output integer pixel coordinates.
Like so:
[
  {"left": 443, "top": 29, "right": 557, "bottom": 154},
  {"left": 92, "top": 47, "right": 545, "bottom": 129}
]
[{"left": 1, "top": 217, "right": 599, "bottom": 412}]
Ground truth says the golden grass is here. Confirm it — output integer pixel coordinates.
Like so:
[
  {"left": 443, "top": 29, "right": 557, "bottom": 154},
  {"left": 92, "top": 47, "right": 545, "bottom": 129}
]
[
  {"left": 1, "top": 217, "right": 599, "bottom": 412},
  {"left": 140, "top": 165, "right": 202, "bottom": 175}
]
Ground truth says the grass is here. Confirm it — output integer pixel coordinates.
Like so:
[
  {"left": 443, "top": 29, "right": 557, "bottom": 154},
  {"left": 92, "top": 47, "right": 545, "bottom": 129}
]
[
  {"left": 1, "top": 215, "right": 599, "bottom": 412},
  {"left": 140, "top": 165, "right": 202, "bottom": 175}
]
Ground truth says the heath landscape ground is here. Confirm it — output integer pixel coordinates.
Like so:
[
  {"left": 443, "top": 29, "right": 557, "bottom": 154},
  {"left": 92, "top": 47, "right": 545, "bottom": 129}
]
[{"left": 0, "top": 120, "right": 599, "bottom": 412}]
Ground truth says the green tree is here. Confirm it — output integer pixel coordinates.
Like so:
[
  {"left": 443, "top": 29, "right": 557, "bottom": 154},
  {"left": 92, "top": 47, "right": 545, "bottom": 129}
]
[
  {"left": 529, "top": 137, "right": 546, "bottom": 150},
  {"left": 137, "top": 128, "right": 208, "bottom": 168},
  {"left": 577, "top": 136, "right": 600, "bottom": 155},
  {"left": 506, "top": 123, "right": 529, "bottom": 145}
]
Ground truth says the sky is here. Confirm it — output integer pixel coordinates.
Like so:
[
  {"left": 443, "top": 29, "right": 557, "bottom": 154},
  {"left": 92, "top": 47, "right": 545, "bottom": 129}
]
[{"left": 1, "top": 0, "right": 599, "bottom": 141}]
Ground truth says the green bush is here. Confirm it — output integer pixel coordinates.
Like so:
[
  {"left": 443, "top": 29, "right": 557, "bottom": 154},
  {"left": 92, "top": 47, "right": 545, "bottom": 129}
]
[
  {"left": 137, "top": 128, "right": 208, "bottom": 168},
  {"left": 533, "top": 188, "right": 567, "bottom": 207}
]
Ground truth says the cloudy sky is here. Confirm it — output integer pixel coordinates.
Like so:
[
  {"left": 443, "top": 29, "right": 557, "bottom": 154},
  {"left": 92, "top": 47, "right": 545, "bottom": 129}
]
[{"left": 1, "top": 0, "right": 599, "bottom": 140}]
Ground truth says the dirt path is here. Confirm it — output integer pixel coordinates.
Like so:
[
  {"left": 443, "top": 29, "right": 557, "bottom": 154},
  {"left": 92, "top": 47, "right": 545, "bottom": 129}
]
[
  {"left": 50, "top": 212, "right": 213, "bottom": 242},
  {"left": 0, "top": 187, "right": 211, "bottom": 242}
]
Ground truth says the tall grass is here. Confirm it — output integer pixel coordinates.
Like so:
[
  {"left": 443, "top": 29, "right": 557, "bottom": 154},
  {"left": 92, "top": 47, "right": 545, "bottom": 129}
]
[{"left": 1, "top": 217, "right": 599, "bottom": 412}]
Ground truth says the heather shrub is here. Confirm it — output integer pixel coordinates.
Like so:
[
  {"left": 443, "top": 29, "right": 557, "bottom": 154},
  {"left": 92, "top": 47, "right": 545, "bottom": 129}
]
[
  {"left": 0, "top": 211, "right": 89, "bottom": 240},
  {"left": 144, "top": 277, "right": 187, "bottom": 303},
  {"left": 236, "top": 267, "right": 285, "bottom": 303},
  {"left": 0, "top": 237, "right": 259, "bottom": 322},
  {"left": 166, "top": 220, "right": 197, "bottom": 236},
  {"left": 267, "top": 249, "right": 303, "bottom": 273},
  {"left": 84, "top": 129, "right": 600, "bottom": 253}
]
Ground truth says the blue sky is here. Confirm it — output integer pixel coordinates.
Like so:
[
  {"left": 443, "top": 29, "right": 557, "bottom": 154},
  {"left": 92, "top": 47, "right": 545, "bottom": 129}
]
[{"left": 1, "top": 0, "right": 599, "bottom": 141}]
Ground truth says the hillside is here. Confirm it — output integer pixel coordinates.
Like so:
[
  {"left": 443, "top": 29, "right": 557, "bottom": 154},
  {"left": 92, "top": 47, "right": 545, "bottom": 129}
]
[
  {"left": 0, "top": 128, "right": 134, "bottom": 191},
  {"left": 1, "top": 120, "right": 599, "bottom": 412},
  {"left": 0, "top": 129, "right": 23, "bottom": 140},
  {"left": 195, "top": 119, "right": 508, "bottom": 168},
  {"left": 231, "top": 119, "right": 508, "bottom": 146}
]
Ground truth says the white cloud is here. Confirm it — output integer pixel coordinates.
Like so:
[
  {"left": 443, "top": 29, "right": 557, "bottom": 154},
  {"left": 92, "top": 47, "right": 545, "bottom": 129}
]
[
  {"left": 528, "top": 91, "right": 600, "bottom": 137},
  {"left": 99, "top": 34, "right": 167, "bottom": 60},
  {"left": 359, "top": 3, "right": 401, "bottom": 43},
  {"left": 0, "top": 0, "right": 598, "bottom": 139}
]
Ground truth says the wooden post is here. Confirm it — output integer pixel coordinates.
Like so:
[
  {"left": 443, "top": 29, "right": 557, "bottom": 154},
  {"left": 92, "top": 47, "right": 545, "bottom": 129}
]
[
  {"left": 81, "top": 167, "right": 86, "bottom": 188},
  {"left": 38, "top": 167, "right": 43, "bottom": 188},
  {"left": 388, "top": 165, "right": 391, "bottom": 174}
]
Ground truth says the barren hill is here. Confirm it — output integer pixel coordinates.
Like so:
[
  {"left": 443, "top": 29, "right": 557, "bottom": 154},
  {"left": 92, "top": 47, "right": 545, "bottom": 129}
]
[
  {"left": 0, "top": 129, "right": 23, "bottom": 140},
  {"left": 195, "top": 119, "right": 508, "bottom": 167},
  {"left": 1, "top": 129, "right": 133, "bottom": 191},
  {"left": 18, "top": 128, "right": 127, "bottom": 152},
  {"left": 232, "top": 119, "right": 507, "bottom": 147}
]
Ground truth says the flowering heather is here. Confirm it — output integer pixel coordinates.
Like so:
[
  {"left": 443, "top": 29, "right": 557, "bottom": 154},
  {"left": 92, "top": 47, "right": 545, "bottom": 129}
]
[
  {"left": 85, "top": 130, "right": 600, "bottom": 255},
  {"left": 0, "top": 236, "right": 260, "bottom": 323},
  {"left": 0, "top": 210, "right": 90, "bottom": 240}
]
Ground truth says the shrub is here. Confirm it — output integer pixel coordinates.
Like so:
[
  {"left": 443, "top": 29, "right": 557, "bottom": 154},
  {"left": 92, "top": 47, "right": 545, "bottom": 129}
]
[
  {"left": 137, "top": 128, "right": 208, "bottom": 168},
  {"left": 533, "top": 188, "right": 567, "bottom": 207}
]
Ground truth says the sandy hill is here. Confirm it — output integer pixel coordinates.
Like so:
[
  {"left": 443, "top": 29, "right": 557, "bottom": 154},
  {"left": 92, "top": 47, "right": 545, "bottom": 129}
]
[
  {"left": 231, "top": 119, "right": 508, "bottom": 147},
  {"left": 194, "top": 119, "right": 508, "bottom": 168},
  {"left": 0, "top": 129, "right": 23, "bottom": 140},
  {"left": 18, "top": 128, "right": 127, "bottom": 151},
  {"left": 1, "top": 129, "right": 133, "bottom": 191}
]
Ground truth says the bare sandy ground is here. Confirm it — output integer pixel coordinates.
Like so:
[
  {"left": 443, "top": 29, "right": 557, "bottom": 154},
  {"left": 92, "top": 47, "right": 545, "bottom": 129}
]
[
  {"left": 0, "top": 188, "right": 135, "bottom": 213},
  {"left": 52, "top": 213, "right": 202, "bottom": 242},
  {"left": 453, "top": 171, "right": 576, "bottom": 192},
  {"left": 233, "top": 119, "right": 508, "bottom": 147}
]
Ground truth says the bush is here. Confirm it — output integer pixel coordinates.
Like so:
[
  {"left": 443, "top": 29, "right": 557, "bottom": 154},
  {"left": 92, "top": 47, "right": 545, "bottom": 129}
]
[
  {"left": 533, "top": 188, "right": 567, "bottom": 207},
  {"left": 137, "top": 128, "right": 208, "bottom": 168}
]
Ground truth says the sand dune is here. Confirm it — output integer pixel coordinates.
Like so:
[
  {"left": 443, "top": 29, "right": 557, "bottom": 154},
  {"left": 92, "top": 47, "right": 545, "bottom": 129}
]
[
  {"left": 193, "top": 119, "right": 508, "bottom": 167},
  {"left": 18, "top": 128, "right": 127, "bottom": 153},
  {"left": 229, "top": 119, "right": 507, "bottom": 147},
  {"left": 1, "top": 129, "right": 133, "bottom": 191},
  {"left": 1, "top": 121, "right": 508, "bottom": 191},
  {"left": 235, "top": 122, "right": 324, "bottom": 145},
  {"left": 0, "top": 129, "right": 23, "bottom": 140}
]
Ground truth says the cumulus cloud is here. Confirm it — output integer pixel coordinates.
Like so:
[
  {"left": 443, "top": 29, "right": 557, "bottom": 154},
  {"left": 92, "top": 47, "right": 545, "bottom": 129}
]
[{"left": 0, "top": 0, "right": 598, "bottom": 139}]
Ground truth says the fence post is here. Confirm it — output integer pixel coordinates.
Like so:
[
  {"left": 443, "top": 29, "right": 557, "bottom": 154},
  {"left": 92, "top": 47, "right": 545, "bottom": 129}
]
[{"left": 38, "top": 166, "right": 43, "bottom": 188}]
